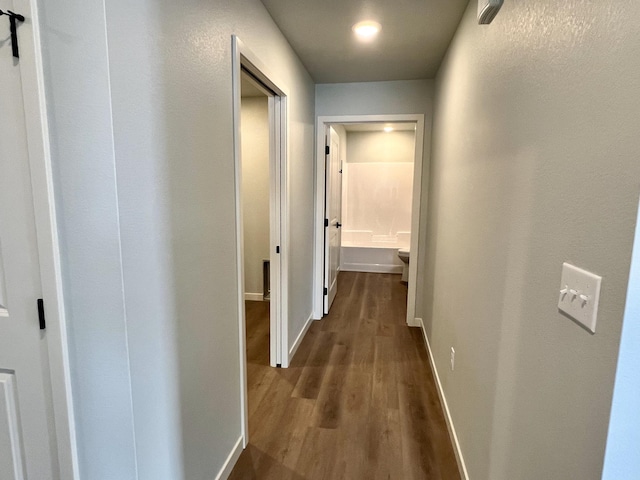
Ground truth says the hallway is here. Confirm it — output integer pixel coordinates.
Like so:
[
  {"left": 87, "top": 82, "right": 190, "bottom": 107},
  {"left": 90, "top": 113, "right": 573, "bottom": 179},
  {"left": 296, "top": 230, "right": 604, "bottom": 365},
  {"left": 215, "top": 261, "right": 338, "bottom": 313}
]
[{"left": 230, "top": 272, "right": 460, "bottom": 479}]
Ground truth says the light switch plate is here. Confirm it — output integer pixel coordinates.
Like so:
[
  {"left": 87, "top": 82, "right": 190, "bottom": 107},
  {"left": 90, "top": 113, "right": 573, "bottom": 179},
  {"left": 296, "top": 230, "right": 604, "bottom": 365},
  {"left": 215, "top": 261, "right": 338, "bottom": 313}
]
[{"left": 558, "top": 263, "right": 602, "bottom": 333}]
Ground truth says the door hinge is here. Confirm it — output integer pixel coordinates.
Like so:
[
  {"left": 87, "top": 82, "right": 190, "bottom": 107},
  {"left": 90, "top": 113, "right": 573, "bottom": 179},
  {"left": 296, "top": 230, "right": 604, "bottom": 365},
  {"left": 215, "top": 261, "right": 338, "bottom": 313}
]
[
  {"left": 276, "top": 246, "right": 280, "bottom": 254},
  {"left": 323, "top": 287, "right": 328, "bottom": 295},
  {"left": 324, "top": 218, "right": 329, "bottom": 227},
  {"left": 37, "top": 299, "right": 46, "bottom": 330},
  {"left": 325, "top": 145, "right": 330, "bottom": 155}
]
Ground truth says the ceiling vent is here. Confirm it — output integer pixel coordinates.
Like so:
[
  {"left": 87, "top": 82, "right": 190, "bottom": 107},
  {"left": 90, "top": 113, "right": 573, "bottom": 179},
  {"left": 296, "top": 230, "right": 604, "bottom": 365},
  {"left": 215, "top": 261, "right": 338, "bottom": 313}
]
[{"left": 477, "top": 0, "right": 503, "bottom": 24}]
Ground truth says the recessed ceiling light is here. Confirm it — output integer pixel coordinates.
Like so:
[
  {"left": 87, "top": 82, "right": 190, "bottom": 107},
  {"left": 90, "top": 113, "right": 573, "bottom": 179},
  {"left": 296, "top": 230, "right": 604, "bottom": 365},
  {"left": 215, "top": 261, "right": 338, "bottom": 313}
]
[
  {"left": 352, "top": 21, "right": 381, "bottom": 41},
  {"left": 384, "top": 126, "right": 393, "bottom": 133}
]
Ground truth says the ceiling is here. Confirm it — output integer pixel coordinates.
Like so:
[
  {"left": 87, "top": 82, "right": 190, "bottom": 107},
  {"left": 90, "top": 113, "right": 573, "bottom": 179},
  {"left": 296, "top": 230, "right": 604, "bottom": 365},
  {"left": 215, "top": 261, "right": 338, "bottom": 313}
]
[{"left": 260, "top": 0, "right": 469, "bottom": 83}]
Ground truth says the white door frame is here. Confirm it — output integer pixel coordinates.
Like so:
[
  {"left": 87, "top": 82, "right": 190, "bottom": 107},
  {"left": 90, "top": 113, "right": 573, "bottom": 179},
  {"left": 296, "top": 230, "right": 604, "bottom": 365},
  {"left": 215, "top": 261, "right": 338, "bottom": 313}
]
[
  {"left": 11, "top": 0, "right": 79, "bottom": 477},
  {"left": 231, "top": 35, "right": 290, "bottom": 446},
  {"left": 313, "top": 114, "right": 425, "bottom": 326}
]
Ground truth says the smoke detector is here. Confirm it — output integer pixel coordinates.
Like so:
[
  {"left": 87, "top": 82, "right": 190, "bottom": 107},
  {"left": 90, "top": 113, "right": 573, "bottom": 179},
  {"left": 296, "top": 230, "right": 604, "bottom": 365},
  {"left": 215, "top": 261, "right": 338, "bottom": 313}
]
[{"left": 478, "top": 0, "right": 503, "bottom": 24}]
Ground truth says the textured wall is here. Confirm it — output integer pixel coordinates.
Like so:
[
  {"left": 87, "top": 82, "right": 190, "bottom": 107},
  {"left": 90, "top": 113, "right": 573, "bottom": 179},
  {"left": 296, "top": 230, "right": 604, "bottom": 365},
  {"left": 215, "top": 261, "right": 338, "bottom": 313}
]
[
  {"left": 38, "top": 0, "right": 315, "bottom": 478},
  {"left": 426, "top": 2, "right": 640, "bottom": 479},
  {"left": 241, "top": 97, "right": 270, "bottom": 297}
]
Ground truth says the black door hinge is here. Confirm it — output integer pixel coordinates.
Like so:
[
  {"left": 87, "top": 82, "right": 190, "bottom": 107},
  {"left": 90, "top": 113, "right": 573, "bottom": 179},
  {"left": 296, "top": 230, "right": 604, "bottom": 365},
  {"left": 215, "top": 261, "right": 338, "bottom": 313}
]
[
  {"left": 276, "top": 246, "right": 280, "bottom": 254},
  {"left": 325, "top": 145, "right": 330, "bottom": 155},
  {"left": 323, "top": 287, "right": 328, "bottom": 295},
  {"left": 37, "top": 299, "right": 46, "bottom": 330},
  {"left": 324, "top": 218, "right": 329, "bottom": 227}
]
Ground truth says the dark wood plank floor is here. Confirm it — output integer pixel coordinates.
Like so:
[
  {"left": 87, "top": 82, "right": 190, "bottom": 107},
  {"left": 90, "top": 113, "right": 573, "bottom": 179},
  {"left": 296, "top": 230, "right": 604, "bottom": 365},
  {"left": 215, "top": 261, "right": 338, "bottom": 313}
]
[{"left": 230, "top": 272, "right": 460, "bottom": 480}]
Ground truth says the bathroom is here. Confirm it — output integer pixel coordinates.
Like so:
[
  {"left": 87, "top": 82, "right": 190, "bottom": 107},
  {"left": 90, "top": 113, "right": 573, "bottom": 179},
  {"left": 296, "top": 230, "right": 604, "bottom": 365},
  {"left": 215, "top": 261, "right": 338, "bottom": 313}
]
[{"left": 335, "top": 123, "right": 417, "bottom": 284}]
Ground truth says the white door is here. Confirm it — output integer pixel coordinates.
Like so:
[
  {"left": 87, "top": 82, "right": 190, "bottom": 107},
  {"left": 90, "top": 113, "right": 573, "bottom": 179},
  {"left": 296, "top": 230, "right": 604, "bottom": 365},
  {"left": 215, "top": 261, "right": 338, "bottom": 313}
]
[
  {"left": 0, "top": 1, "right": 59, "bottom": 477},
  {"left": 323, "top": 126, "right": 342, "bottom": 314}
]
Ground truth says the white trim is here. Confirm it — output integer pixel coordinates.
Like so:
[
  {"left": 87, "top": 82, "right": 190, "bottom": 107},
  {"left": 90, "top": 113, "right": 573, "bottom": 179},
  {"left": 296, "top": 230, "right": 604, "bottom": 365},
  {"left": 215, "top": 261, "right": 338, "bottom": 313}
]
[
  {"left": 231, "top": 35, "right": 249, "bottom": 448},
  {"left": 268, "top": 94, "right": 281, "bottom": 368},
  {"left": 313, "top": 114, "right": 425, "bottom": 326},
  {"left": 279, "top": 95, "right": 291, "bottom": 368},
  {"left": 289, "top": 313, "right": 314, "bottom": 362},
  {"left": 214, "top": 436, "right": 244, "bottom": 480},
  {"left": 244, "top": 293, "right": 267, "bottom": 302},
  {"left": 232, "top": 35, "right": 291, "bottom": 447},
  {"left": 407, "top": 118, "right": 425, "bottom": 327},
  {"left": 17, "top": 0, "right": 79, "bottom": 477},
  {"left": 416, "top": 318, "right": 470, "bottom": 480}
]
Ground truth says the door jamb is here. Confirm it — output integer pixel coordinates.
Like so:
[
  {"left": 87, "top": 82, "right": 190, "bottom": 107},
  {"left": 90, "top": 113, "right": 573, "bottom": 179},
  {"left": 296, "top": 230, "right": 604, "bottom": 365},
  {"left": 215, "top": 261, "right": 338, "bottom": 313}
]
[
  {"left": 313, "top": 115, "right": 425, "bottom": 326},
  {"left": 16, "top": 0, "right": 80, "bottom": 477},
  {"left": 232, "top": 35, "right": 290, "bottom": 447}
]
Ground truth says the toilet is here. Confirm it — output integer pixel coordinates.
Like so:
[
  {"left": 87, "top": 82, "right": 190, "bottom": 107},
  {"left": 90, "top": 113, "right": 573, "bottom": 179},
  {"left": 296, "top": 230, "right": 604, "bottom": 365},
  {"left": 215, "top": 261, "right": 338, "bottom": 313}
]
[{"left": 397, "top": 249, "right": 410, "bottom": 282}]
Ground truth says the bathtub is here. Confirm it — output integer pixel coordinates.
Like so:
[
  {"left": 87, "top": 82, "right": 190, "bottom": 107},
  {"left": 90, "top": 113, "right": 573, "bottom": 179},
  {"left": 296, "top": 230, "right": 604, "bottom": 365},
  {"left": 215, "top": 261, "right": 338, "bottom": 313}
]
[
  {"left": 340, "top": 230, "right": 410, "bottom": 274},
  {"left": 340, "top": 246, "right": 406, "bottom": 274}
]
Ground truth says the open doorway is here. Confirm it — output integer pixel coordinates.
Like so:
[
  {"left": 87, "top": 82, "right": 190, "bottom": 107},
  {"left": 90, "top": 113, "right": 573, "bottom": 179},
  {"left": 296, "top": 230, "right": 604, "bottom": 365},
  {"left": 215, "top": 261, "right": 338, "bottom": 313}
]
[
  {"left": 232, "top": 36, "right": 290, "bottom": 446},
  {"left": 314, "top": 115, "right": 425, "bottom": 325},
  {"left": 240, "top": 71, "right": 272, "bottom": 369}
]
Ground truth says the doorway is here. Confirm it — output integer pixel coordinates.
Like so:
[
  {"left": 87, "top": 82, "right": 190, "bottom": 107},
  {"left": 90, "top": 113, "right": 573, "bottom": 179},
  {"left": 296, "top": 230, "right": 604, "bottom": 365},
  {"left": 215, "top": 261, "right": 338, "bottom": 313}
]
[
  {"left": 232, "top": 36, "right": 290, "bottom": 446},
  {"left": 314, "top": 115, "right": 425, "bottom": 325}
]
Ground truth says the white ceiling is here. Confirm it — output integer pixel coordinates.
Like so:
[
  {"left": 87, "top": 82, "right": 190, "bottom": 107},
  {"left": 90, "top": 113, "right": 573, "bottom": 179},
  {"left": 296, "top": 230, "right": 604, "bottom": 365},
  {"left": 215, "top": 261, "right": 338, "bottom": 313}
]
[{"left": 260, "top": 0, "right": 469, "bottom": 83}]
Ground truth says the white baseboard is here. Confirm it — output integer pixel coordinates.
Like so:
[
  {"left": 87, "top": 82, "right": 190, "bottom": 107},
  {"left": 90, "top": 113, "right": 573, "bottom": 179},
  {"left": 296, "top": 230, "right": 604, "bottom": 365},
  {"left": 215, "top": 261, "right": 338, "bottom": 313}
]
[
  {"left": 214, "top": 435, "right": 243, "bottom": 480},
  {"left": 407, "top": 316, "right": 420, "bottom": 327},
  {"left": 340, "top": 263, "right": 402, "bottom": 274},
  {"left": 244, "top": 292, "right": 265, "bottom": 301},
  {"left": 289, "top": 313, "right": 314, "bottom": 361},
  {"left": 416, "top": 318, "right": 470, "bottom": 480}
]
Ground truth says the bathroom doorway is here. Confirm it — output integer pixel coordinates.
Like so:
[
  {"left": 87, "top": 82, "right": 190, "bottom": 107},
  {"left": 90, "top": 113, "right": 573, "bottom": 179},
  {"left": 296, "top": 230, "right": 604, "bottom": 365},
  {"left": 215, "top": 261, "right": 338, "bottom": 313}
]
[
  {"left": 232, "top": 36, "right": 290, "bottom": 446},
  {"left": 314, "top": 115, "right": 425, "bottom": 326}
]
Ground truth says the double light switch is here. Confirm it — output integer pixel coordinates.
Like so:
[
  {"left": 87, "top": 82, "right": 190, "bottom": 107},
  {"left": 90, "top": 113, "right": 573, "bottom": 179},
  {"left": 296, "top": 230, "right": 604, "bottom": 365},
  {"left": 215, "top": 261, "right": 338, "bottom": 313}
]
[{"left": 558, "top": 263, "right": 602, "bottom": 333}]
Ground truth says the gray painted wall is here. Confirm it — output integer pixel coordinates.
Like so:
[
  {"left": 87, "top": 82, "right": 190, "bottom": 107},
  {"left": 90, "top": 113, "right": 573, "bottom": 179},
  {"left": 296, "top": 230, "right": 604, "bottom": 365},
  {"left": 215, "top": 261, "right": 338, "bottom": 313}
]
[
  {"left": 316, "top": 80, "right": 434, "bottom": 318},
  {"left": 426, "top": 2, "right": 640, "bottom": 479},
  {"left": 38, "top": 0, "right": 315, "bottom": 478}
]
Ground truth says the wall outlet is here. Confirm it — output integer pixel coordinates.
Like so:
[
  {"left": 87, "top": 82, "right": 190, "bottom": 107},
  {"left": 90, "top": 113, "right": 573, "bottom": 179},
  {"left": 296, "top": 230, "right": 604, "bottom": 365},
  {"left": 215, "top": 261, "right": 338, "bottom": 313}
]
[{"left": 450, "top": 347, "right": 455, "bottom": 371}]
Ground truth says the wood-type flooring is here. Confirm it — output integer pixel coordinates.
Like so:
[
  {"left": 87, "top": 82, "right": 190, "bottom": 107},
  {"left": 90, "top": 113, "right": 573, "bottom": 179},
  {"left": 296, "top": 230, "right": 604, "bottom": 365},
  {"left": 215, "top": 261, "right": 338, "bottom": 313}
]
[{"left": 229, "top": 272, "right": 461, "bottom": 480}]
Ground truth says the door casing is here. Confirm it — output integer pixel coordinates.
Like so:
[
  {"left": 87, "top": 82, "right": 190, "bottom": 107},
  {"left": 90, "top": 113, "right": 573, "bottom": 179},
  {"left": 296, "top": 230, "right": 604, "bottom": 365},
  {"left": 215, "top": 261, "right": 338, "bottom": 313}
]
[
  {"left": 313, "top": 115, "right": 425, "bottom": 325},
  {"left": 232, "top": 35, "right": 290, "bottom": 447}
]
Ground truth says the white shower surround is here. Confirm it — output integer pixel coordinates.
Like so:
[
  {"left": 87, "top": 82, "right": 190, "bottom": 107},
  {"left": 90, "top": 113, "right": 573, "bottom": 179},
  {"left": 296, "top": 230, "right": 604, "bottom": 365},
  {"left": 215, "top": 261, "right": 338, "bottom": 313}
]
[
  {"left": 340, "top": 155, "right": 413, "bottom": 274},
  {"left": 341, "top": 162, "right": 413, "bottom": 249}
]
